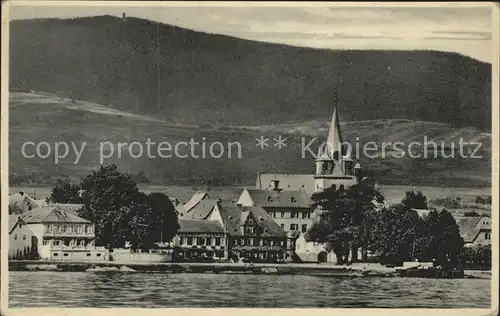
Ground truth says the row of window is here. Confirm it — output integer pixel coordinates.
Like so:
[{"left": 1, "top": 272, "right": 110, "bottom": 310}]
[
  {"left": 44, "top": 224, "right": 94, "bottom": 234},
  {"left": 484, "top": 233, "right": 491, "bottom": 240},
  {"left": 53, "top": 252, "right": 101, "bottom": 257},
  {"left": 270, "top": 211, "right": 312, "bottom": 219},
  {"left": 180, "top": 236, "right": 224, "bottom": 247},
  {"left": 279, "top": 223, "right": 308, "bottom": 233},
  {"left": 13, "top": 234, "right": 27, "bottom": 241},
  {"left": 43, "top": 239, "right": 94, "bottom": 247},
  {"left": 231, "top": 238, "right": 284, "bottom": 247}
]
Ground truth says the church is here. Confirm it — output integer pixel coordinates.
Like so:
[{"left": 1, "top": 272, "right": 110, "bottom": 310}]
[
  {"left": 254, "top": 94, "right": 372, "bottom": 263},
  {"left": 256, "top": 94, "right": 368, "bottom": 197}
]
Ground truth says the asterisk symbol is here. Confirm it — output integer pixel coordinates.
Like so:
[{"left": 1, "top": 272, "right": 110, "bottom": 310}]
[
  {"left": 273, "top": 136, "right": 287, "bottom": 149},
  {"left": 255, "top": 136, "right": 269, "bottom": 149}
]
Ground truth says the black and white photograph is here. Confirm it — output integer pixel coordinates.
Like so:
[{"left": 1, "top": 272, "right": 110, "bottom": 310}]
[{"left": 1, "top": 1, "right": 498, "bottom": 313}]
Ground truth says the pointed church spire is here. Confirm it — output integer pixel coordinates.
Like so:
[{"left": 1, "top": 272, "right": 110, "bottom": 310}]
[{"left": 319, "top": 88, "right": 343, "bottom": 160}]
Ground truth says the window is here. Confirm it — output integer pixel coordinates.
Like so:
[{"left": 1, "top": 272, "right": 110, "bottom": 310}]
[
  {"left": 80, "top": 240, "right": 85, "bottom": 246},
  {"left": 215, "top": 238, "right": 221, "bottom": 246},
  {"left": 280, "top": 224, "right": 285, "bottom": 229},
  {"left": 263, "top": 239, "right": 269, "bottom": 246},
  {"left": 280, "top": 212, "right": 284, "bottom": 218},
  {"left": 239, "top": 238, "right": 245, "bottom": 246},
  {"left": 53, "top": 253, "right": 59, "bottom": 256},
  {"left": 485, "top": 233, "right": 491, "bottom": 240},
  {"left": 291, "top": 212, "right": 297, "bottom": 219},
  {"left": 53, "top": 240, "right": 60, "bottom": 246},
  {"left": 14, "top": 234, "right": 18, "bottom": 241},
  {"left": 249, "top": 238, "right": 254, "bottom": 246},
  {"left": 272, "top": 212, "right": 276, "bottom": 218},
  {"left": 44, "top": 225, "right": 50, "bottom": 233},
  {"left": 97, "top": 253, "right": 101, "bottom": 257},
  {"left": 43, "top": 240, "right": 49, "bottom": 245},
  {"left": 187, "top": 237, "right": 193, "bottom": 245},
  {"left": 22, "top": 235, "right": 26, "bottom": 240},
  {"left": 64, "top": 253, "right": 69, "bottom": 257},
  {"left": 86, "top": 253, "right": 91, "bottom": 257},
  {"left": 233, "top": 239, "right": 238, "bottom": 246},
  {"left": 197, "top": 237, "right": 205, "bottom": 246},
  {"left": 290, "top": 224, "right": 298, "bottom": 231},
  {"left": 301, "top": 224, "right": 308, "bottom": 233},
  {"left": 269, "top": 240, "right": 274, "bottom": 246}
]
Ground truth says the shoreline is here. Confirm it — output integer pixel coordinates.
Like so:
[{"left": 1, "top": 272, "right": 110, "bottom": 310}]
[{"left": 8, "top": 260, "right": 491, "bottom": 279}]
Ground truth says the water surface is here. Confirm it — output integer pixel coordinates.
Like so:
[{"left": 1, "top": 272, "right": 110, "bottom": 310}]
[{"left": 9, "top": 271, "right": 490, "bottom": 308}]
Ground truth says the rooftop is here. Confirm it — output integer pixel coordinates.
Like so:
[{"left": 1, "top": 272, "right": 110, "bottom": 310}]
[{"left": 21, "top": 206, "right": 91, "bottom": 224}]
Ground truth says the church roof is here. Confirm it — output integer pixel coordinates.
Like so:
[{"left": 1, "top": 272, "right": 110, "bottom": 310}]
[
  {"left": 318, "top": 98, "right": 343, "bottom": 159},
  {"left": 256, "top": 173, "right": 315, "bottom": 196}
]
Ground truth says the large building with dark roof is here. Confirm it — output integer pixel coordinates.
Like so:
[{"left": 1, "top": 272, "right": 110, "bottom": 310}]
[{"left": 172, "top": 201, "right": 293, "bottom": 263}]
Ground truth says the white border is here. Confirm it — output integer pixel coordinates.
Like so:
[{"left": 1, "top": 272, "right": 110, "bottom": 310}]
[{"left": 1, "top": 2, "right": 498, "bottom": 316}]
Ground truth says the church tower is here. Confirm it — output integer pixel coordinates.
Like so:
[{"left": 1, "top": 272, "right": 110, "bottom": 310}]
[{"left": 314, "top": 89, "right": 361, "bottom": 192}]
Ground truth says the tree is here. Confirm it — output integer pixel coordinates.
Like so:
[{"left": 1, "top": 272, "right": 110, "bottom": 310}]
[
  {"left": 401, "top": 191, "right": 428, "bottom": 209},
  {"left": 308, "top": 181, "right": 384, "bottom": 264},
  {"left": 76, "top": 164, "right": 180, "bottom": 249},
  {"left": 419, "top": 209, "right": 464, "bottom": 268},
  {"left": 78, "top": 164, "right": 142, "bottom": 248},
  {"left": 368, "top": 205, "right": 427, "bottom": 264},
  {"left": 47, "top": 179, "right": 83, "bottom": 204}
]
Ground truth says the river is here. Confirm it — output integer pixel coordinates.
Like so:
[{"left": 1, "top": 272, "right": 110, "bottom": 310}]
[{"left": 8, "top": 271, "right": 491, "bottom": 308}]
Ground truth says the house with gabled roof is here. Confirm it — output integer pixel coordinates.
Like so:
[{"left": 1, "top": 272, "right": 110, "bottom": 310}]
[
  {"left": 237, "top": 186, "right": 315, "bottom": 234},
  {"left": 172, "top": 219, "right": 227, "bottom": 261},
  {"left": 9, "top": 191, "right": 46, "bottom": 214},
  {"left": 455, "top": 216, "right": 492, "bottom": 247},
  {"left": 8, "top": 215, "right": 37, "bottom": 259},
  {"left": 172, "top": 200, "right": 293, "bottom": 263},
  {"left": 19, "top": 206, "right": 98, "bottom": 260},
  {"left": 207, "top": 203, "right": 294, "bottom": 262}
]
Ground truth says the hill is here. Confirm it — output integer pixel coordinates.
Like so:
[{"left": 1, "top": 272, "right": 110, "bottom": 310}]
[
  {"left": 8, "top": 92, "right": 491, "bottom": 188},
  {"left": 9, "top": 15, "right": 492, "bottom": 131}
]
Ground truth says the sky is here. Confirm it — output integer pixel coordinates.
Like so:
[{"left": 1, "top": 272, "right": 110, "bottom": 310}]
[{"left": 7, "top": 3, "right": 494, "bottom": 63}]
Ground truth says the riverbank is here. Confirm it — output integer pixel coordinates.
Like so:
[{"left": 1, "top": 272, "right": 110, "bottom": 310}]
[
  {"left": 8, "top": 260, "right": 491, "bottom": 279},
  {"left": 9, "top": 260, "right": 397, "bottom": 277}
]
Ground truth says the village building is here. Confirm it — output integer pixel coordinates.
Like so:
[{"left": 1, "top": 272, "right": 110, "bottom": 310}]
[
  {"left": 455, "top": 216, "right": 492, "bottom": 247},
  {"left": 9, "top": 191, "right": 46, "bottom": 214},
  {"left": 172, "top": 219, "right": 227, "bottom": 261},
  {"left": 209, "top": 203, "right": 293, "bottom": 262},
  {"left": 8, "top": 215, "right": 38, "bottom": 259},
  {"left": 236, "top": 185, "right": 314, "bottom": 234},
  {"left": 172, "top": 199, "right": 292, "bottom": 263},
  {"left": 179, "top": 191, "right": 221, "bottom": 219},
  {"left": 19, "top": 206, "right": 101, "bottom": 260}
]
